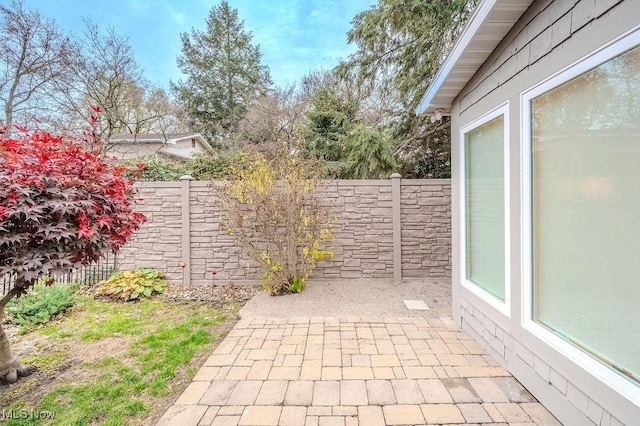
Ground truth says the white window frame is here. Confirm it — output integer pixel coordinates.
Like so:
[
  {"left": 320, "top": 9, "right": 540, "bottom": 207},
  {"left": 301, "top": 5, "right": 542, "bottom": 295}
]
[
  {"left": 521, "top": 27, "right": 640, "bottom": 404},
  {"left": 459, "top": 103, "right": 510, "bottom": 317}
]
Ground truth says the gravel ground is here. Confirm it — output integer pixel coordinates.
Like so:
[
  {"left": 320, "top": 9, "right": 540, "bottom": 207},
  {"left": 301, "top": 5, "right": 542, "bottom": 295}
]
[{"left": 239, "top": 279, "right": 452, "bottom": 319}]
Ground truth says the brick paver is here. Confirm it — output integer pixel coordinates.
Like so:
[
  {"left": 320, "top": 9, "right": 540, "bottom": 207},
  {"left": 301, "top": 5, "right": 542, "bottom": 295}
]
[
  {"left": 238, "top": 406, "right": 282, "bottom": 426},
  {"left": 158, "top": 317, "right": 560, "bottom": 425},
  {"left": 420, "top": 403, "right": 465, "bottom": 424},
  {"left": 279, "top": 406, "right": 307, "bottom": 426},
  {"left": 227, "top": 381, "right": 262, "bottom": 406},
  {"left": 200, "top": 381, "right": 238, "bottom": 405},
  {"left": 313, "top": 380, "right": 340, "bottom": 406},
  {"left": 391, "top": 379, "right": 425, "bottom": 404},
  {"left": 174, "top": 381, "right": 211, "bottom": 405},
  {"left": 285, "top": 380, "right": 314, "bottom": 406},
  {"left": 457, "top": 403, "right": 492, "bottom": 423},
  {"left": 340, "top": 380, "right": 368, "bottom": 406},
  {"left": 383, "top": 404, "right": 425, "bottom": 425},
  {"left": 157, "top": 405, "right": 208, "bottom": 426},
  {"left": 367, "top": 380, "right": 397, "bottom": 406}
]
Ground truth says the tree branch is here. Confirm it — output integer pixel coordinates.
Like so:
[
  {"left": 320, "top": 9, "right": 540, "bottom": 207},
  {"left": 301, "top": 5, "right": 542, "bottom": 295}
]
[
  {"left": 393, "top": 117, "right": 450, "bottom": 155},
  {"left": 0, "top": 286, "right": 21, "bottom": 312}
]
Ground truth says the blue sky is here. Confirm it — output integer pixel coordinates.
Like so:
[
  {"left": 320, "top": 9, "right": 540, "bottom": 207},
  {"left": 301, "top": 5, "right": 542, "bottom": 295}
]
[{"left": 12, "top": 0, "right": 374, "bottom": 89}]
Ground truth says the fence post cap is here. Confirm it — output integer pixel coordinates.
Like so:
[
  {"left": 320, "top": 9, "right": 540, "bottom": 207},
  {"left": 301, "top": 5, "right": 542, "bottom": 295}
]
[
  {"left": 390, "top": 173, "right": 402, "bottom": 179},
  {"left": 180, "top": 175, "right": 194, "bottom": 181}
]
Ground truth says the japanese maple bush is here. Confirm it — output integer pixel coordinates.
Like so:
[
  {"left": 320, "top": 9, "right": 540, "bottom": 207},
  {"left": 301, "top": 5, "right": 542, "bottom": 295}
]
[{"left": 0, "top": 126, "right": 146, "bottom": 383}]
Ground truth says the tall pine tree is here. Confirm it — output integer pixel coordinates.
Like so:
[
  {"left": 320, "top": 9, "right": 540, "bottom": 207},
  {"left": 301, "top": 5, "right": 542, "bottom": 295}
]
[
  {"left": 172, "top": 1, "right": 271, "bottom": 147},
  {"left": 341, "top": 0, "right": 475, "bottom": 178}
]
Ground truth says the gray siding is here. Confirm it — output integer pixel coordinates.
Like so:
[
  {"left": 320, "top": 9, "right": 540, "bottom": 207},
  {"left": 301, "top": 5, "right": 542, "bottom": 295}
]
[
  {"left": 459, "top": 0, "right": 627, "bottom": 115},
  {"left": 451, "top": 0, "right": 639, "bottom": 425}
]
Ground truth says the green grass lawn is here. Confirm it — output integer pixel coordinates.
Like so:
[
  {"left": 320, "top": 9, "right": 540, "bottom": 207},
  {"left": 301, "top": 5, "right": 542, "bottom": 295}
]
[{"left": 0, "top": 295, "right": 240, "bottom": 425}]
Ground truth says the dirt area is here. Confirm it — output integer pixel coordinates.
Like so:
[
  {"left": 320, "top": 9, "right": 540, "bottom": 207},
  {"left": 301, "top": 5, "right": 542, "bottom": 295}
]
[{"left": 0, "top": 320, "right": 101, "bottom": 404}]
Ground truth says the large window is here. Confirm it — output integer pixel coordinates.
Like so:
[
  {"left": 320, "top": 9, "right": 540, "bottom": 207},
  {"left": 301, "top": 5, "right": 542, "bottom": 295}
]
[
  {"left": 462, "top": 109, "right": 508, "bottom": 307},
  {"left": 530, "top": 44, "right": 640, "bottom": 384}
]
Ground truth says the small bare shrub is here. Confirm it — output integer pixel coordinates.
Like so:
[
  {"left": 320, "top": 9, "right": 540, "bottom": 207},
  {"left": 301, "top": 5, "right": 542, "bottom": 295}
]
[{"left": 214, "top": 139, "right": 334, "bottom": 296}]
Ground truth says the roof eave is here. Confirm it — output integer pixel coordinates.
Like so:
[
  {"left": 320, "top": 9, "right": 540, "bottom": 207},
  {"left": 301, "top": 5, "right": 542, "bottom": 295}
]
[
  {"left": 196, "top": 135, "right": 215, "bottom": 153},
  {"left": 416, "top": 0, "right": 532, "bottom": 116},
  {"left": 170, "top": 133, "right": 215, "bottom": 153}
]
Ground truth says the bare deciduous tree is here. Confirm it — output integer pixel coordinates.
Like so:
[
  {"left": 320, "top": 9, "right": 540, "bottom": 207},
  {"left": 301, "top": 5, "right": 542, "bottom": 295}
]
[
  {"left": 0, "top": 0, "right": 75, "bottom": 135},
  {"left": 51, "top": 20, "right": 187, "bottom": 151},
  {"left": 235, "top": 85, "right": 308, "bottom": 149}
]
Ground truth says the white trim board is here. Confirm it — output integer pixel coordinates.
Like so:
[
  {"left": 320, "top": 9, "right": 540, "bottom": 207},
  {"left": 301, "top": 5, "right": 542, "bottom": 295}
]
[{"left": 458, "top": 102, "right": 511, "bottom": 318}]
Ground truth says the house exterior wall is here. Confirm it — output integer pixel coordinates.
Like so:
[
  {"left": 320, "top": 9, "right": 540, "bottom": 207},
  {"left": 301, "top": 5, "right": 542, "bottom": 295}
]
[
  {"left": 118, "top": 178, "right": 452, "bottom": 287},
  {"left": 107, "top": 138, "right": 207, "bottom": 161},
  {"left": 107, "top": 142, "right": 166, "bottom": 161},
  {"left": 450, "top": 1, "right": 639, "bottom": 425},
  {"left": 162, "top": 138, "right": 207, "bottom": 158}
]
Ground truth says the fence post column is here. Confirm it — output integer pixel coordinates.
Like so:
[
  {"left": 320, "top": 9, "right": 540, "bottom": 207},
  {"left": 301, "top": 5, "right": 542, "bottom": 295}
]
[
  {"left": 391, "top": 173, "right": 402, "bottom": 284},
  {"left": 180, "top": 175, "right": 193, "bottom": 287}
]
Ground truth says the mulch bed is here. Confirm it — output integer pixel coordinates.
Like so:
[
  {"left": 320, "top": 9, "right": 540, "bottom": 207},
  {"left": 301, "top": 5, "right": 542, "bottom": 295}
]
[{"left": 161, "top": 284, "right": 262, "bottom": 303}]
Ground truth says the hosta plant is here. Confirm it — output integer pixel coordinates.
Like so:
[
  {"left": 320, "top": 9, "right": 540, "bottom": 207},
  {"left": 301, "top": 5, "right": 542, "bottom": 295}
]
[{"left": 95, "top": 269, "right": 167, "bottom": 301}]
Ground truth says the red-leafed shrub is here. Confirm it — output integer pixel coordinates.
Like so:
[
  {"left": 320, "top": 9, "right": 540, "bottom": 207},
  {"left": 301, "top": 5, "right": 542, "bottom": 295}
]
[
  {"left": 0, "top": 127, "right": 146, "bottom": 383},
  {"left": 0, "top": 131, "right": 146, "bottom": 285}
]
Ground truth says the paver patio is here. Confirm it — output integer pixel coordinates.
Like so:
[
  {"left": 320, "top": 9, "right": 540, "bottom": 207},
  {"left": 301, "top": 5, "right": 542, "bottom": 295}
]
[{"left": 158, "top": 316, "right": 561, "bottom": 425}]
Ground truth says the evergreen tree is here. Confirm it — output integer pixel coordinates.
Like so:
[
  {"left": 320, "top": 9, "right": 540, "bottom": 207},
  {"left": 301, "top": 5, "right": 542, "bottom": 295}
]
[
  {"left": 341, "top": 0, "right": 475, "bottom": 178},
  {"left": 172, "top": 1, "right": 271, "bottom": 147},
  {"left": 302, "top": 70, "right": 400, "bottom": 179},
  {"left": 343, "top": 126, "right": 397, "bottom": 179},
  {"left": 304, "top": 86, "right": 359, "bottom": 175}
]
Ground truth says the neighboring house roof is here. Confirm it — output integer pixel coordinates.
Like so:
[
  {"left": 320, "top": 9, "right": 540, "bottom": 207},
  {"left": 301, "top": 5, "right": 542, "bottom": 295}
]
[
  {"left": 109, "top": 132, "right": 215, "bottom": 154},
  {"left": 416, "top": 0, "right": 533, "bottom": 116},
  {"left": 155, "top": 150, "right": 193, "bottom": 163}
]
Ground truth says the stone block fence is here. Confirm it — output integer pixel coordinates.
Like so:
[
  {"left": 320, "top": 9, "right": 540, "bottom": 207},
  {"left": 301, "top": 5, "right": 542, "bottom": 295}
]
[{"left": 118, "top": 176, "right": 451, "bottom": 287}]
